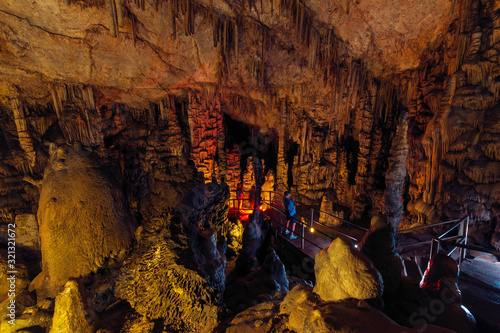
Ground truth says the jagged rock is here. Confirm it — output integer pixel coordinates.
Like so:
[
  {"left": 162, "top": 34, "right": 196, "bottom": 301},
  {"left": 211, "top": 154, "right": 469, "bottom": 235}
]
[
  {"left": 226, "top": 249, "right": 288, "bottom": 313},
  {"left": 11, "top": 214, "right": 41, "bottom": 258},
  {"left": 226, "top": 300, "right": 282, "bottom": 333},
  {"left": 358, "top": 214, "right": 404, "bottom": 295},
  {"left": 120, "top": 315, "right": 155, "bottom": 333},
  {"left": 49, "top": 280, "right": 93, "bottom": 333},
  {"left": 318, "top": 192, "right": 343, "bottom": 227},
  {"left": 280, "top": 284, "right": 453, "bottom": 333},
  {"left": 178, "top": 181, "right": 228, "bottom": 298},
  {"left": 0, "top": 249, "right": 30, "bottom": 303},
  {"left": 0, "top": 298, "right": 53, "bottom": 333},
  {"left": 115, "top": 214, "right": 220, "bottom": 332},
  {"left": 30, "top": 144, "right": 137, "bottom": 297},
  {"left": 313, "top": 237, "right": 383, "bottom": 303},
  {"left": 226, "top": 219, "right": 244, "bottom": 256}
]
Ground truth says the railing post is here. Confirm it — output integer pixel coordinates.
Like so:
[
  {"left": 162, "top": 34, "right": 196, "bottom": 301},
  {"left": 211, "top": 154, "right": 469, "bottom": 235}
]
[
  {"left": 310, "top": 208, "right": 314, "bottom": 228},
  {"left": 430, "top": 238, "right": 440, "bottom": 259},
  {"left": 460, "top": 217, "right": 469, "bottom": 264}
]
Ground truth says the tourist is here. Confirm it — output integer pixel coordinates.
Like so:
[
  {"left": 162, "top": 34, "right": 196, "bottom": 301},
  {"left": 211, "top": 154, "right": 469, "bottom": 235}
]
[{"left": 283, "top": 191, "right": 297, "bottom": 239}]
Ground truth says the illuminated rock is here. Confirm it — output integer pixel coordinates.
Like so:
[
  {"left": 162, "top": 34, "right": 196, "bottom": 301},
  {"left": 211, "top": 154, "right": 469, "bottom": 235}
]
[
  {"left": 313, "top": 237, "right": 383, "bottom": 302},
  {"left": 226, "top": 284, "right": 454, "bottom": 332},
  {"left": 115, "top": 214, "right": 220, "bottom": 332},
  {"left": 30, "top": 144, "right": 137, "bottom": 297},
  {"left": 49, "top": 280, "right": 92, "bottom": 333}
]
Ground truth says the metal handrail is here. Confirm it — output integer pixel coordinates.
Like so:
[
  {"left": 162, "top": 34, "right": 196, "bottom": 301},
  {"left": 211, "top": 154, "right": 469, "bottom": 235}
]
[
  {"left": 396, "top": 218, "right": 463, "bottom": 234},
  {"left": 261, "top": 206, "right": 324, "bottom": 251},
  {"left": 263, "top": 199, "right": 360, "bottom": 243},
  {"left": 435, "top": 239, "right": 500, "bottom": 257},
  {"left": 429, "top": 217, "right": 469, "bottom": 265}
]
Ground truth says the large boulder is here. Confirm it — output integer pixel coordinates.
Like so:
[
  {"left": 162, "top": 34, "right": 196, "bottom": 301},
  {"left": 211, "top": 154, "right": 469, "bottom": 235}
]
[
  {"left": 313, "top": 237, "right": 383, "bottom": 302},
  {"left": 29, "top": 144, "right": 137, "bottom": 297}
]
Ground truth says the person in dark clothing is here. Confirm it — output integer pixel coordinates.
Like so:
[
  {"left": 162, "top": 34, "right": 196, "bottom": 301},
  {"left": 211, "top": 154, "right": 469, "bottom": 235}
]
[
  {"left": 283, "top": 191, "right": 297, "bottom": 239},
  {"left": 236, "top": 183, "right": 243, "bottom": 212}
]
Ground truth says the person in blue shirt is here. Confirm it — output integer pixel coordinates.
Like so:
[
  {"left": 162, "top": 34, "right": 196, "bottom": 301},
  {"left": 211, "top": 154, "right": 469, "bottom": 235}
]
[{"left": 283, "top": 191, "right": 297, "bottom": 239}]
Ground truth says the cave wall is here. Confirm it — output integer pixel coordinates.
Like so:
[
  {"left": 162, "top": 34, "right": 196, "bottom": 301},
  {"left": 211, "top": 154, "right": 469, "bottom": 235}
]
[{"left": 405, "top": 0, "right": 500, "bottom": 229}]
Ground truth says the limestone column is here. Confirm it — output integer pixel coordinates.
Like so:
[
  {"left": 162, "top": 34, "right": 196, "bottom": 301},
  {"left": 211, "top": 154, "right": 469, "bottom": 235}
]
[
  {"left": 384, "top": 108, "right": 409, "bottom": 230},
  {"left": 216, "top": 98, "right": 227, "bottom": 178},
  {"left": 276, "top": 99, "right": 288, "bottom": 193},
  {"left": 11, "top": 93, "right": 36, "bottom": 169}
]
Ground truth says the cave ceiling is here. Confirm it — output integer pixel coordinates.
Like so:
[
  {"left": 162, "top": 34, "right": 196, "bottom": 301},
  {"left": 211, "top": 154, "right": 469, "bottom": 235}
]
[{"left": 0, "top": 0, "right": 453, "bottom": 127}]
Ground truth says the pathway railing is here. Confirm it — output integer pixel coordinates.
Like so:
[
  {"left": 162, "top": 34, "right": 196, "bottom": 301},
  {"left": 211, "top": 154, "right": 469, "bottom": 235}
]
[
  {"left": 228, "top": 191, "right": 497, "bottom": 270},
  {"left": 236, "top": 191, "right": 366, "bottom": 251}
]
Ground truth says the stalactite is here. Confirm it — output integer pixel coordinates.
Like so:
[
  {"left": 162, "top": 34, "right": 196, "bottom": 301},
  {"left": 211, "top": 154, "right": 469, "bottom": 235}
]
[
  {"left": 234, "top": 20, "right": 238, "bottom": 67},
  {"left": 115, "top": 0, "right": 124, "bottom": 27},
  {"left": 50, "top": 84, "right": 62, "bottom": 119},
  {"left": 129, "top": 11, "right": 137, "bottom": 43},
  {"left": 11, "top": 96, "right": 36, "bottom": 171},
  {"left": 261, "top": 27, "right": 267, "bottom": 88},
  {"left": 106, "top": 0, "right": 118, "bottom": 37}
]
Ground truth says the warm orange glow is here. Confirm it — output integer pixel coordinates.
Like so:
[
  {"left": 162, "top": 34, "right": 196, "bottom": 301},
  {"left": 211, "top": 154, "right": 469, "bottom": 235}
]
[
  {"left": 310, "top": 227, "right": 315, "bottom": 233},
  {"left": 259, "top": 205, "right": 263, "bottom": 211}
]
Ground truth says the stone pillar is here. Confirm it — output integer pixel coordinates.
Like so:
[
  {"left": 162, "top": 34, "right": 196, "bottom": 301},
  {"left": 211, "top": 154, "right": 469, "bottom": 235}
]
[
  {"left": 11, "top": 96, "right": 36, "bottom": 169},
  {"left": 276, "top": 99, "right": 288, "bottom": 192},
  {"left": 384, "top": 108, "right": 409, "bottom": 230}
]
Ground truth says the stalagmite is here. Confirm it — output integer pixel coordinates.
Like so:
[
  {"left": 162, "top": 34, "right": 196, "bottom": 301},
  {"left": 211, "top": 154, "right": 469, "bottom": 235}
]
[
  {"left": 107, "top": 0, "right": 119, "bottom": 37},
  {"left": 11, "top": 96, "right": 36, "bottom": 170}
]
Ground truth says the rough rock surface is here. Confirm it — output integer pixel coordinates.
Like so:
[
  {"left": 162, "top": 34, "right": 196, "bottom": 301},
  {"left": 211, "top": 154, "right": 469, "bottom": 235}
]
[
  {"left": 0, "top": 249, "right": 30, "bottom": 303},
  {"left": 358, "top": 215, "right": 404, "bottom": 295},
  {"left": 115, "top": 213, "right": 220, "bottom": 332},
  {"left": 49, "top": 280, "right": 93, "bottom": 333},
  {"left": 226, "top": 249, "right": 288, "bottom": 313},
  {"left": 313, "top": 237, "right": 383, "bottom": 303},
  {"left": 30, "top": 144, "right": 137, "bottom": 297},
  {"left": 225, "top": 284, "right": 455, "bottom": 333}
]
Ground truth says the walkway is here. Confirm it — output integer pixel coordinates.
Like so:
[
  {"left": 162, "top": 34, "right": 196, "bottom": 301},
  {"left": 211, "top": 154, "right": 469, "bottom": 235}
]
[{"left": 228, "top": 191, "right": 500, "bottom": 332}]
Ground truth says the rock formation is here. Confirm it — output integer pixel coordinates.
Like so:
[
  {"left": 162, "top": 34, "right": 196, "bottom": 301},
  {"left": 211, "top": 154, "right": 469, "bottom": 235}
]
[
  {"left": 313, "top": 237, "right": 383, "bottom": 303},
  {"left": 30, "top": 144, "right": 137, "bottom": 297},
  {"left": 418, "top": 254, "right": 478, "bottom": 333},
  {"left": 115, "top": 214, "right": 221, "bottom": 332},
  {"left": 49, "top": 280, "right": 93, "bottom": 333},
  {"left": 225, "top": 237, "right": 457, "bottom": 333},
  {"left": 358, "top": 215, "right": 404, "bottom": 295}
]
